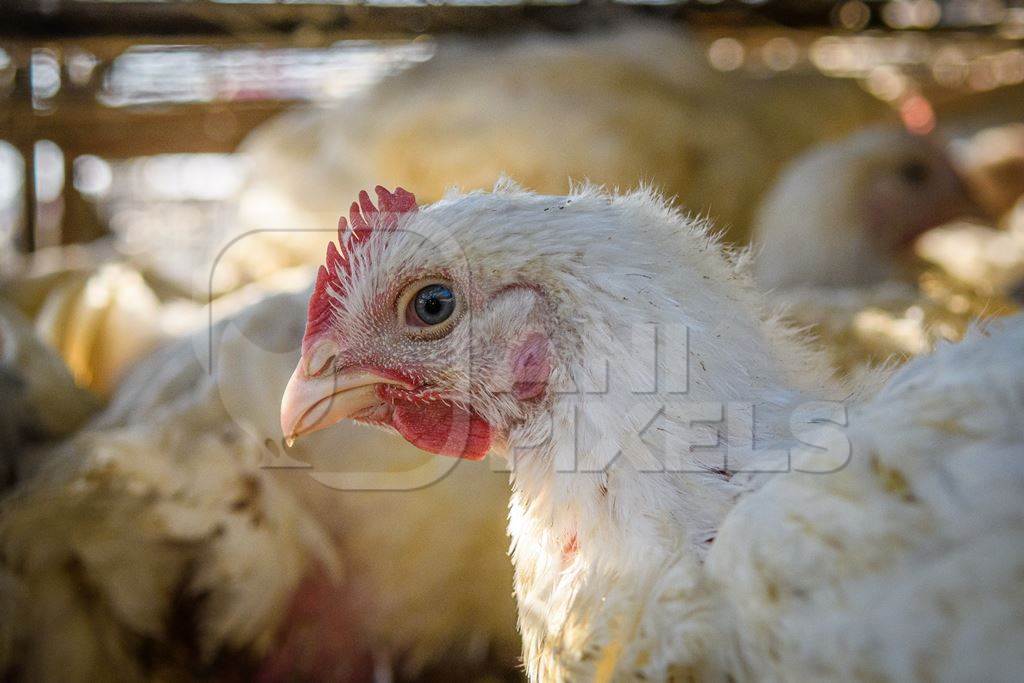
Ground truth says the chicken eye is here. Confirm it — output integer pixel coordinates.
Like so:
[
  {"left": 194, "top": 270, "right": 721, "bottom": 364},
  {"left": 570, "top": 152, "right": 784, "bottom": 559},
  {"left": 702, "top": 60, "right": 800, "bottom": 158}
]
[
  {"left": 898, "top": 160, "right": 930, "bottom": 186},
  {"left": 409, "top": 284, "right": 456, "bottom": 327}
]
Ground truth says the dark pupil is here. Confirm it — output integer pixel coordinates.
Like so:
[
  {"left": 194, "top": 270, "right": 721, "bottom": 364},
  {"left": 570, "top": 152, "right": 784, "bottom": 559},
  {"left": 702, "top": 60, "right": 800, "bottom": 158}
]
[
  {"left": 899, "top": 160, "right": 929, "bottom": 185},
  {"left": 414, "top": 285, "right": 455, "bottom": 325}
]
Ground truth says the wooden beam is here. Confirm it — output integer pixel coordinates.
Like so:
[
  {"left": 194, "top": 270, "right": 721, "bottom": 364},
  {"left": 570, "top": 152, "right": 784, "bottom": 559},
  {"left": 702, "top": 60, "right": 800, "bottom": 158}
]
[
  {"left": 1, "top": 2, "right": 647, "bottom": 40},
  {"left": 4, "top": 102, "right": 290, "bottom": 158},
  {"left": 0, "top": 0, "right": 872, "bottom": 41}
]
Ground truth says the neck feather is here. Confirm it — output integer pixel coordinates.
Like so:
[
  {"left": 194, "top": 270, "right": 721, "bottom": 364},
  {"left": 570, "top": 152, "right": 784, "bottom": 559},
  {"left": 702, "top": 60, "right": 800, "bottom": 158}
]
[{"left": 502, "top": 261, "right": 835, "bottom": 679}]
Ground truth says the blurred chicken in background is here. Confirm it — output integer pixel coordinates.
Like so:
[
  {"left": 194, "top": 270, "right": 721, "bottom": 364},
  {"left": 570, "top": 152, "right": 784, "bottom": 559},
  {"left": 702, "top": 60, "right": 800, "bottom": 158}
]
[
  {"left": 0, "top": 284, "right": 519, "bottom": 682},
  {"left": 753, "top": 124, "right": 1023, "bottom": 376},
  {"left": 0, "top": 240, "right": 196, "bottom": 396},
  {"left": 0, "top": 300, "right": 98, "bottom": 487},
  {"left": 1, "top": 23, "right": 897, "bottom": 394},
  {"left": 4, "top": 265, "right": 172, "bottom": 395},
  {"left": 753, "top": 126, "right": 987, "bottom": 289},
  {"left": 230, "top": 23, "right": 890, "bottom": 288}
]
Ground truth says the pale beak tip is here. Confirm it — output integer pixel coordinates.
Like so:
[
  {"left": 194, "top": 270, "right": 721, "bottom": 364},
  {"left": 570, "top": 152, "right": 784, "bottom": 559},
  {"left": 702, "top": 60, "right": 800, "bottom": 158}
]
[{"left": 280, "top": 365, "right": 397, "bottom": 445}]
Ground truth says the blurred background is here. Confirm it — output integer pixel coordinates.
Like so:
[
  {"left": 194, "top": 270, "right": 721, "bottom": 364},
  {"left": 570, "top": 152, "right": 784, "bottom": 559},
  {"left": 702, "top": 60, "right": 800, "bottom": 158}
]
[
  {"left": 2, "top": 0, "right": 1024, "bottom": 394},
  {"left": 2, "top": 0, "right": 1021, "bottom": 249}
]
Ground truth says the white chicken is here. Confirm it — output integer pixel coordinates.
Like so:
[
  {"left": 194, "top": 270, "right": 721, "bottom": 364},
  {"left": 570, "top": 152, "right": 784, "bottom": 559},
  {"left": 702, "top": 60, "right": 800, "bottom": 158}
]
[
  {"left": 229, "top": 23, "right": 888, "bottom": 288},
  {"left": 0, "top": 301, "right": 98, "bottom": 488},
  {"left": 751, "top": 125, "right": 1019, "bottom": 375},
  {"left": 753, "top": 126, "right": 986, "bottom": 290},
  {"left": 278, "top": 183, "right": 1024, "bottom": 681},
  {"left": 1, "top": 243, "right": 196, "bottom": 397}
]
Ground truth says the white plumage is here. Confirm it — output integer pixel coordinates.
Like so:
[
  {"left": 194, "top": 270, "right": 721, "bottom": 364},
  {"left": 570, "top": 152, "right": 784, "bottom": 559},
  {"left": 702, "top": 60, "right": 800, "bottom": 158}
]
[
  {"left": 708, "top": 317, "right": 1024, "bottom": 681},
  {"left": 753, "top": 126, "right": 985, "bottom": 290},
  {"left": 1, "top": 248, "right": 199, "bottom": 397},
  {"left": 0, "top": 403, "right": 336, "bottom": 681}
]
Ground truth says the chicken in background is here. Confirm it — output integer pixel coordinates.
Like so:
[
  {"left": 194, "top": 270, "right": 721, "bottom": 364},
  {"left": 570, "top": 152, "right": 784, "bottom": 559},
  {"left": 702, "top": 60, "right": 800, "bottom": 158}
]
[
  {"left": 224, "top": 25, "right": 1022, "bottom": 299},
  {"left": 12, "top": 265, "right": 172, "bottom": 395},
  {"left": 752, "top": 124, "right": 1021, "bottom": 376},
  {"left": 753, "top": 126, "right": 986, "bottom": 289},
  {"left": 916, "top": 123, "right": 1024, "bottom": 298},
  {"left": 0, "top": 240, "right": 331, "bottom": 398},
  {"left": 0, "top": 301, "right": 98, "bottom": 487},
  {"left": 0, "top": 240, "right": 195, "bottom": 396},
  {"left": 0, "top": 274, "right": 518, "bottom": 682},
  {"left": 223, "top": 22, "right": 889, "bottom": 296},
  {"left": 0, "top": 402, "right": 344, "bottom": 682}
]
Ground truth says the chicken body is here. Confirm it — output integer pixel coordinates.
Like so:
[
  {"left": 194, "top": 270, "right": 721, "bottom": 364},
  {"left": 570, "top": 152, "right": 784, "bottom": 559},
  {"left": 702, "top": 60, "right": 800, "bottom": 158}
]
[
  {"left": 1, "top": 243, "right": 193, "bottom": 397},
  {"left": 277, "top": 184, "right": 1024, "bottom": 681},
  {"left": 0, "top": 301, "right": 98, "bottom": 487},
  {"left": 228, "top": 23, "right": 887, "bottom": 292},
  {"left": 707, "top": 316, "right": 1024, "bottom": 682},
  {"left": 0, "top": 288, "right": 518, "bottom": 681}
]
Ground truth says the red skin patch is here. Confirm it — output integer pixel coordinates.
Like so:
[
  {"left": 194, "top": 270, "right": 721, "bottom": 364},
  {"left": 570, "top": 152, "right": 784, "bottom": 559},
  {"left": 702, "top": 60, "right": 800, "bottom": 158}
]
[
  {"left": 351, "top": 382, "right": 492, "bottom": 461},
  {"left": 256, "top": 566, "right": 373, "bottom": 683},
  {"left": 562, "top": 533, "right": 579, "bottom": 562},
  {"left": 510, "top": 333, "right": 551, "bottom": 401},
  {"left": 348, "top": 333, "right": 550, "bottom": 461},
  {"left": 391, "top": 397, "right": 492, "bottom": 461}
]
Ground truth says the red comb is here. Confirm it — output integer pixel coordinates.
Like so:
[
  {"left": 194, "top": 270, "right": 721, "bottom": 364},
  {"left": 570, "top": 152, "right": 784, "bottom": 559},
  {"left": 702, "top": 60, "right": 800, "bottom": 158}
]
[{"left": 303, "top": 186, "right": 417, "bottom": 348}]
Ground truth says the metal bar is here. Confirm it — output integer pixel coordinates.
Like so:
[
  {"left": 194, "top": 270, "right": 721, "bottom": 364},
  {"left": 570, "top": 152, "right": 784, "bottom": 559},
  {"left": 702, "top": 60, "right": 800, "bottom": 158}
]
[{"left": 6, "top": 47, "right": 37, "bottom": 253}]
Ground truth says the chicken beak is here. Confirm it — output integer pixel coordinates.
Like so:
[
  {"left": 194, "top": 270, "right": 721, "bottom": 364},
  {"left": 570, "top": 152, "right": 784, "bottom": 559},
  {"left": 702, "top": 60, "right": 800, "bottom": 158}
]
[
  {"left": 951, "top": 176, "right": 998, "bottom": 225},
  {"left": 950, "top": 158, "right": 1000, "bottom": 225},
  {"left": 960, "top": 191, "right": 999, "bottom": 225},
  {"left": 280, "top": 365, "right": 406, "bottom": 444}
]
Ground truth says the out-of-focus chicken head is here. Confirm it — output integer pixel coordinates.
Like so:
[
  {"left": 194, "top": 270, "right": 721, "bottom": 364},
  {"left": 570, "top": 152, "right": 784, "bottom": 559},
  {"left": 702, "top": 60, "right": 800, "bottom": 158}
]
[
  {"left": 861, "top": 132, "right": 983, "bottom": 250},
  {"left": 754, "top": 126, "right": 988, "bottom": 289}
]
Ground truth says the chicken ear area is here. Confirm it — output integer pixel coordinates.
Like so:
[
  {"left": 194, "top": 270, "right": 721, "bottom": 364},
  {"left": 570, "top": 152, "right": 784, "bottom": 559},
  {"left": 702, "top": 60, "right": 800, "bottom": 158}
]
[{"left": 391, "top": 398, "right": 491, "bottom": 460}]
